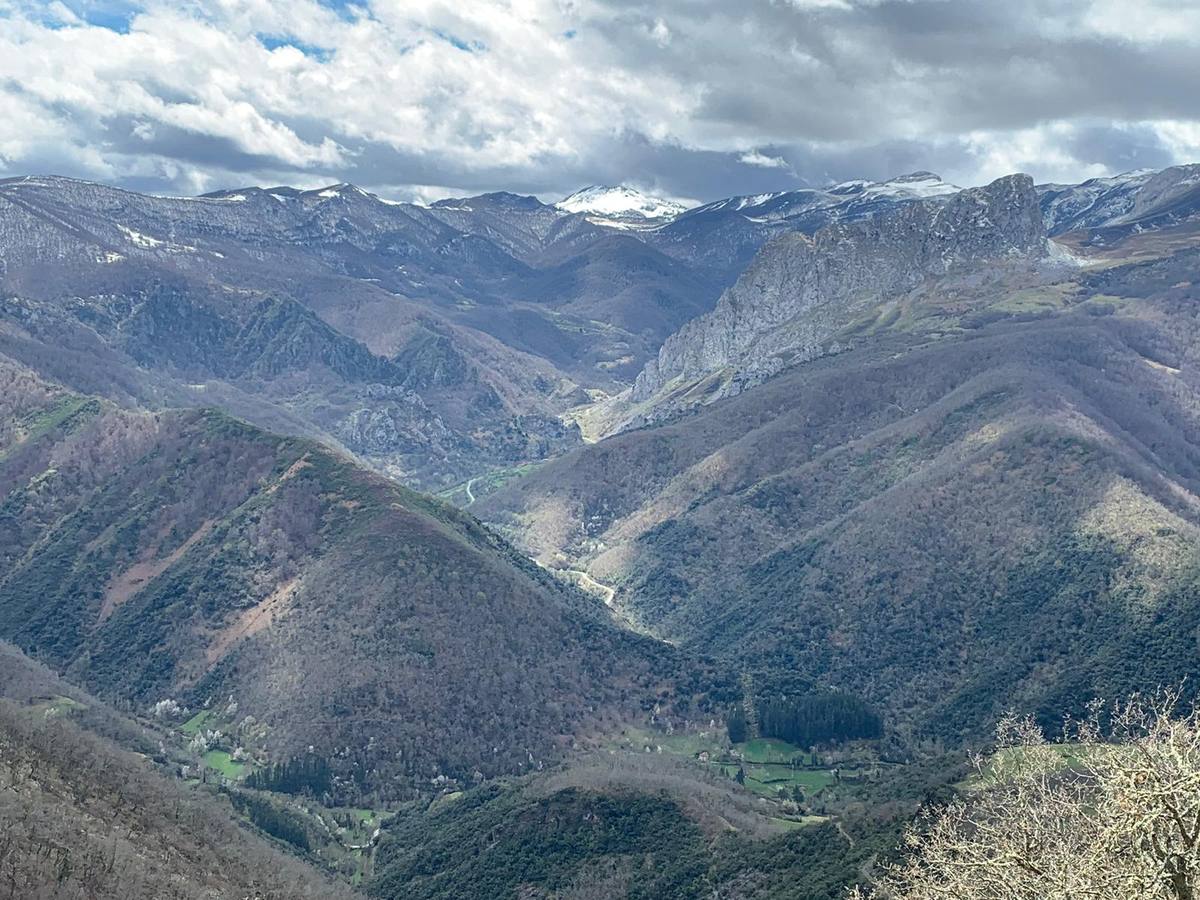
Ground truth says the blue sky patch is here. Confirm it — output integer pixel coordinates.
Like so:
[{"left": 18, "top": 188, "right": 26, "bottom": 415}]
[
  {"left": 29, "top": 0, "right": 138, "bottom": 32},
  {"left": 257, "top": 34, "right": 334, "bottom": 62},
  {"left": 430, "top": 28, "right": 485, "bottom": 53}
]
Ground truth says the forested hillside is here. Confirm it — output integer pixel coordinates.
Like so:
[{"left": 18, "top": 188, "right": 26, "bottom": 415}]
[
  {"left": 0, "top": 357, "right": 709, "bottom": 802},
  {"left": 365, "top": 755, "right": 958, "bottom": 900},
  {"left": 0, "top": 642, "right": 354, "bottom": 899},
  {"left": 3, "top": 167, "right": 1199, "bottom": 898}
]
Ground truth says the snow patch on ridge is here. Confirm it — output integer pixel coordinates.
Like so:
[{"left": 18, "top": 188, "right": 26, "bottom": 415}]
[
  {"left": 555, "top": 185, "right": 688, "bottom": 220},
  {"left": 831, "top": 172, "right": 962, "bottom": 200}
]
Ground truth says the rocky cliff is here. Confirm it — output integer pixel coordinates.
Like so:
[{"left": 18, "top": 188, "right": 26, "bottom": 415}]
[{"left": 633, "top": 174, "right": 1048, "bottom": 402}]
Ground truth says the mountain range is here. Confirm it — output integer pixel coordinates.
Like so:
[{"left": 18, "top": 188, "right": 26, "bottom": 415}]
[
  {"left": 479, "top": 163, "right": 1200, "bottom": 746},
  {"left": 4, "top": 159, "right": 1200, "bottom": 898},
  {"left": 0, "top": 357, "right": 707, "bottom": 801}
]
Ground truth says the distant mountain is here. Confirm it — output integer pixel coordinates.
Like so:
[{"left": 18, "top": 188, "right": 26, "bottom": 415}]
[
  {"left": 3, "top": 166, "right": 1197, "bottom": 489},
  {"left": 640, "top": 174, "right": 1044, "bottom": 395},
  {"left": 578, "top": 166, "right": 1200, "bottom": 439},
  {"left": 555, "top": 185, "right": 689, "bottom": 222},
  {"left": 575, "top": 174, "right": 1049, "bottom": 435},
  {"left": 680, "top": 171, "right": 961, "bottom": 226},
  {"left": 1039, "top": 164, "right": 1200, "bottom": 235},
  {"left": 0, "top": 171, "right": 965, "bottom": 487},
  {"left": 0, "top": 175, "right": 693, "bottom": 485},
  {"left": 1038, "top": 169, "right": 1158, "bottom": 234},
  {"left": 640, "top": 171, "right": 966, "bottom": 281}
]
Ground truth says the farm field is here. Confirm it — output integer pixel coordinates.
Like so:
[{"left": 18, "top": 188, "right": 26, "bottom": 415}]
[
  {"left": 613, "top": 727, "right": 845, "bottom": 805},
  {"left": 204, "top": 749, "right": 247, "bottom": 779}
]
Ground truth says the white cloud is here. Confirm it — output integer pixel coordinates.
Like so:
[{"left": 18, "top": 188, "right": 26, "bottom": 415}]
[
  {"left": 1074, "top": 0, "right": 1200, "bottom": 43},
  {"left": 958, "top": 124, "right": 1112, "bottom": 185},
  {"left": 739, "top": 150, "right": 791, "bottom": 169},
  {"left": 0, "top": 0, "right": 1196, "bottom": 198},
  {"left": 649, "top": 17, "right": 672, "bottom": 47},
  {"left": 1155, "top": 121, "right": 1200, "bottom": 161}
]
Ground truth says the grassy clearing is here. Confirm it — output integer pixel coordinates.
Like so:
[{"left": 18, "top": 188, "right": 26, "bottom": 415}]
[
  {"left": 614, "top": 728, "right": 841, "bottom": 808},
  {"left": 770, "top": 815, "right": 829, "bottom": 830},
  {"left": 730, "top": 738, "right": 841, "bottom": 799},
  {"left": 181, "top": 709, "right": 214, "bottom": 735},
  {"left": 204, "top": 750, "right": 247, "bottom": 779},
  {"left": 30, "top": 695, "right": 86, "bottom": 718},
  {"left": 613, "top": 726, "right": 726, "bottom": 759},
  {"left": 739, "top": 765, "right": 837, "bottom": 798},
  {"left": 740, "top": 738, "right": 811, "bottom": 764}
]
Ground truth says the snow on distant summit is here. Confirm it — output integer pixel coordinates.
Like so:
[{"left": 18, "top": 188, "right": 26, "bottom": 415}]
[
  {"left": 674, "top": 172, "right": 963, "bottom": 231},
  {"left": 555, "top": 185, "right": 688, "bottom": 220},
  {"left": 829, "top": 171, "right": 961, "bottom": 200}
]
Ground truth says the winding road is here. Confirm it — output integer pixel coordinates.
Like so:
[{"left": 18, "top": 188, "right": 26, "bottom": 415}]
[
  {"left": 533, "top": 559, "right": 617, "bottom": 607},
  {"left": 562, "top": 568, "right": 616, "bottom": 607}
]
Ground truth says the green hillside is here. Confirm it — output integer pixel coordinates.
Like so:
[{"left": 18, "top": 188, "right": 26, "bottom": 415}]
[
  {"left": 0, "top": 641, "right": 354, "bottom": 899},
  {"left": 0, "top": 358, "right": 707, "bottom": 803}
]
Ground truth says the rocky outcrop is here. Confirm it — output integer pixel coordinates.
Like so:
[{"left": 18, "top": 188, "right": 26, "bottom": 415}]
[{"left": 633, "top": 174, "right": 1047, "bottom": 401}]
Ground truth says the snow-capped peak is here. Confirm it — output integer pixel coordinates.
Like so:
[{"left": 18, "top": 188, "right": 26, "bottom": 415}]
[
  {"left": 310, "top": 182, "right": 370, "bottom": 200},
  {"left": 831, "top": 171, "right": 961, "bottom": 200},
  {"left": 555, "top": 185, "right": 688, "bottom": 220}
]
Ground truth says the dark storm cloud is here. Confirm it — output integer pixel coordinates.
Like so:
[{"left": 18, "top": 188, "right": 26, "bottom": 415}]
[
  {"left": 590, "top": 0, "right": 1200, "bottom": 140},
  {"left": 1061, "top": 124, "right": 1177, "bottom": 176}
]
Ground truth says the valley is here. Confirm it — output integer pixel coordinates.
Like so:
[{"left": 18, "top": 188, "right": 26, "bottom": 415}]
[{"left": 2, "top": 160, "right": 1200, "bottom": 898}]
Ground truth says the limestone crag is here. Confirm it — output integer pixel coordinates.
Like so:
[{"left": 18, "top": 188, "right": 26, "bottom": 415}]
[{"left": 633, "top": 174, "right": 1047, "bottom": 401}]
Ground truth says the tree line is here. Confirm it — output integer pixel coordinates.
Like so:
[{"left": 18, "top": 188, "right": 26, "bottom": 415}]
[
  {"left": 728, "top": 692, "right": 882, "bottom": 747},
  {"left": 245, "top": 753, "right": 333, "bottom": 796}
]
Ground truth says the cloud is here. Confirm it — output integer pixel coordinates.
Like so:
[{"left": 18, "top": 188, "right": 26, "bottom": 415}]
[
  {"left": 0, "top": 0, "right": 1197, "bottom": 200},
  {"left": 739, "top": 151, "right": 791, "bottom": 170},
  {"left": 648, "top": 17, "right": 672, "bottom": 47}
]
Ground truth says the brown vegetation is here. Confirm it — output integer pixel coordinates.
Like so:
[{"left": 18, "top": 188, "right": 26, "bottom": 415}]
[{"left": 0, "top": 364, "right": 706, "bottom": 802}]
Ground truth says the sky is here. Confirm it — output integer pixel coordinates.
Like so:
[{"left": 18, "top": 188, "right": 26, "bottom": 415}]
[{"left": 1, "top": 0, "right": 1199, "bottom": 204}]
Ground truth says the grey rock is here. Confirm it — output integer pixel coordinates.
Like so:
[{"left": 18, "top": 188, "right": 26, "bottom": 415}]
[{"left": 634, "top": 174, "right": 1047, "bottom": 402}]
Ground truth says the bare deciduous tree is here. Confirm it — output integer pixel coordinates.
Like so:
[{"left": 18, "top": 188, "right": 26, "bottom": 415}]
[{"left": 854, "top": 690, "right": 1200, "bottom": 900}]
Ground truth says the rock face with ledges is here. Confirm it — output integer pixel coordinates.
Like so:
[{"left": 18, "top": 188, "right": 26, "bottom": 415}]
[{"left": 633, "top": 174, "right": 1047, "bottom": 401}]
